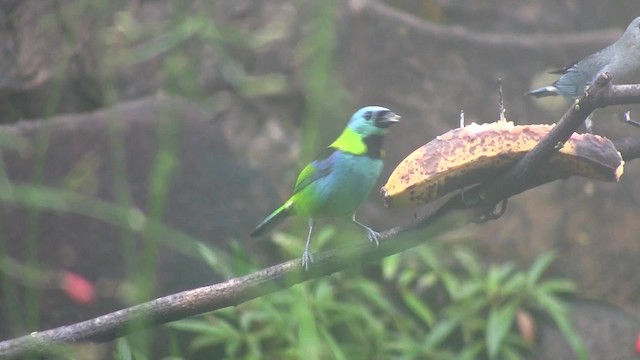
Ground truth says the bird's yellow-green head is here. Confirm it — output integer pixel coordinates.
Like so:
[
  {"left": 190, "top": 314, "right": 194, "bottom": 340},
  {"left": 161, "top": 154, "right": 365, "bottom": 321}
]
[{"left": 347, "top": 106, "right": 401, "bottom": 137}]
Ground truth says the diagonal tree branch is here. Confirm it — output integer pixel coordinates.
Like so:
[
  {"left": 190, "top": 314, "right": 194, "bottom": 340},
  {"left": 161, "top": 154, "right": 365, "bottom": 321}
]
[
  {"left": 1, "top": 75, "right": 640, "bottom": 358},
  {"left": 478, "top": 73, "right": 637, "bottom": 205},
  {"left": 350, "top": 0, "right": 621, "bottom": 51}
]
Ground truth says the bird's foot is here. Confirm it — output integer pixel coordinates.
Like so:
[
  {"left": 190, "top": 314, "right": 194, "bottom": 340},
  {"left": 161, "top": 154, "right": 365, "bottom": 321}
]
[
  {"left": 621, "top": 111, "right": 640, "bottom": 128},
  {"left": 352, "top": 215, "right": 381, "bottom": 247},
  {"left": 364, "top": 227, "right": 381, "bottom": 247},
  {"left": 585, "top": 116, "right": 594, "bottom": 134},
  {"left": 302, "top": 248, "right": 314, "bottom": 271}
]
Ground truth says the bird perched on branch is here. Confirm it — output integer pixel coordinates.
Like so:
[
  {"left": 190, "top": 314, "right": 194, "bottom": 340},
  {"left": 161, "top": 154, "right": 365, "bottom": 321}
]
[
  {"left": 251, "top": 106, "right": 400, "bottom": 270},
  {"left": 526, "top": 16, "right": 640, "bottom": 132}
]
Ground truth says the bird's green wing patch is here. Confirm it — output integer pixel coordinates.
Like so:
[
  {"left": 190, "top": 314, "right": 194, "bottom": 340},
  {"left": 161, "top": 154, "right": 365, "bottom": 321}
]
[{"left": 293, "top": 148, "right": 335, "bottom": 194}]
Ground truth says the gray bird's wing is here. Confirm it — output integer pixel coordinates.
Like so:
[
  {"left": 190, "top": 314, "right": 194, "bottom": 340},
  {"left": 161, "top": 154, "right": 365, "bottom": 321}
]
[{"left": 552, "top": 48, "right": 611, "bottom": 97}]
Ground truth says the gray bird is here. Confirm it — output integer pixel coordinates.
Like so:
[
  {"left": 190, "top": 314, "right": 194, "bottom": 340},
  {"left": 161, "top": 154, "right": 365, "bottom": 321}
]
[{"left": 527, "top": 16, "right": 640, "bottom": 132}]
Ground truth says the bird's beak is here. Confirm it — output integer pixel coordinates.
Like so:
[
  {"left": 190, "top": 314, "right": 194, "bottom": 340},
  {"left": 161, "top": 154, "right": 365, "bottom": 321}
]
[{"left": 376, "top": 112, "right": 401, "bottom": 128}]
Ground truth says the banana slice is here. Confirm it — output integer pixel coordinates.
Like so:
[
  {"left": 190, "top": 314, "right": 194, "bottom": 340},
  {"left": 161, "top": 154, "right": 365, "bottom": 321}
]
[{"left": 381, "top": 121, "right": 624, "bottom": 208}]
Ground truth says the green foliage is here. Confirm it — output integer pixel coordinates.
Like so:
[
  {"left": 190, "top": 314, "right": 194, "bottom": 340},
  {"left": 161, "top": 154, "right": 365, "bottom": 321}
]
[
  {"left": 385, "top": 247, "right": 585, "bottom": 360},
  {"left": 0, "top": 3, "right": 588, "bottom": 360},
  {"left": 296, "top": 0, "right": 346, "bottom": 163},
  {"left": 168, "top": 237, "right": 584, "bottom": 360},
  {"left": 109, "top": 8, "right": 290, "bottom": 101},
  {"left": 167, "top": 257, "right": 394, "bottom": 359}
]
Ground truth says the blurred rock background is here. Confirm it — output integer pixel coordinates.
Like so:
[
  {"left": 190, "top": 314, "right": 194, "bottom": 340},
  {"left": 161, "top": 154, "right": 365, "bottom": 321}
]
[{"left": 1, "top": 0, "right": 640, "bottom": 358}]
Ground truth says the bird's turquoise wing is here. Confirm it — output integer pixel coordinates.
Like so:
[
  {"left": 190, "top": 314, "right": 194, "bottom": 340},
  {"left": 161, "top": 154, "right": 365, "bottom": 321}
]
[
  {"left": 293, "top": 148, "right": 335, "bottom": 194},
  {"left": 292, "top": 125, "right": 380, "bottom": 193}
]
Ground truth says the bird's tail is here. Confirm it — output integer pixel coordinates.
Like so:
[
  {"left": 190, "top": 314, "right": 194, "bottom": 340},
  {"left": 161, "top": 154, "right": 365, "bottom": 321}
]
[
  {"left": 250, "top": 199, "right": 294, "bottom": 237},
  {"left": 525, "top": 86, "right": 560, "bottom": 98}
]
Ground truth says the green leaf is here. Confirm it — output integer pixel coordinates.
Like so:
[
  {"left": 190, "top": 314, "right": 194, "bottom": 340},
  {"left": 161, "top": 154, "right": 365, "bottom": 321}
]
[
  {"left": 400, "top": 287, "right": 436, "bottom": 326},
  {"left": 424, "top": 317, "right": 460, "bottom": 349},
  {"left": 168, "top": 318, "right": 239, "bottom": 339},
  {"left": 398, "top": 268, "right": 417, "bottom": 287},
  {"left": 225, "top": 336, "right": 242, "bottom": 357},
  {"left": 500, "top": 344, "right": 525, "bottom": 360},
  {"left": 537, "top": 279, "right": 577, "bottom": 295},
  {"left": 189, "top": 335, "right": 224, "bottom": 353},
  {"left": 501, "top": 273, "right": 526, "bottom": 295},
  {"left": 416, "top": 272, "right": 439, "bottom": 289},
  {"left": 440, "top": 272, "right": 460, "bottom": 298},
  {"left": 350, "top": 280, "right": 395, "bottom": 313},
  {"left": 382, "top": 253, "right": 401, "bottom": 280},
  {"left": 246, "top": 335, "right": 264, "bottom": 359},
  {"left": 503, "top": 332, "right": 530, "bottom": 353},
  {"left": 486, "top": 302, "right": 517, "bottom": 359},
  {"left": 314, "top": 225, "right": 336, "bottom": 247},
  {"left": 294, "top": 287, "right": 321, "bottom": 360},
  {"left": 535, "top": 293, "right": 588, "bottom": 360},
  {"left": 319, "top": 327, "right": 348, "bottom": 360},
  {"left": 313, "top": 279, "right": 334, "bottom": 304},
  {"left": 167, "top": 319, "right": 218, "bottom": 334},
  {"left": 554, "top": 316, "right": 588, "bottom": 360},
  {"left": 115, "top": 338, "right": 134, "bottom": 360},
  {"left": 456, "top": 342, "right": 484, "bottom": 360},
  {"left": 456, "top": 281, "right": 482, "bottom": 299},
  {"left": 486, "top": 263, "right": 515, "bottom": 297},
  {"left": 416, "top": 243, "right": 441, "bottom": 269},
  {"left": 239, "top": 309, "right": 271, "bottom": 332},
  {"left": 453, "top": 247, "right": 483, "bottom": 276},
  {"left": 461, "top": 296, "right": 491, "bottom": 319},
  {"left": 195, "top": 243, "right": 233, "bottom": 277},
  {"left": 271, "top": 231, "right": 303, "bottom": 255},
  {"left": 527, "top": 252, "right": 556, "bottom": 286}
]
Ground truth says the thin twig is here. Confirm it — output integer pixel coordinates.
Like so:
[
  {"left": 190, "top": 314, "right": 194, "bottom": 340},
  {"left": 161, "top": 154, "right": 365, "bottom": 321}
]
[
  {"left": 498, "top": 78, "right": 506, "bottom": 123},
  {"left": 351, "top": 0, "right": 621, "bottom": 51}
]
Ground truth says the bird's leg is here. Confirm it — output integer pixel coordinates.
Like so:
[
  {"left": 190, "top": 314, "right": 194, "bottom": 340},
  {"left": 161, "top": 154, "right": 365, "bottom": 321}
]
[
  {"left": 302, "top": 218, "right": 315, "bottom": 271},
  {"left": 620, "top": 111, "right": 640, "bottom": 128},
  {"left": 584, "top": 114, "right": 594, "bottom": 134},
  {"left": 352, "top": 214, "right": 380, "bottom": 246}
]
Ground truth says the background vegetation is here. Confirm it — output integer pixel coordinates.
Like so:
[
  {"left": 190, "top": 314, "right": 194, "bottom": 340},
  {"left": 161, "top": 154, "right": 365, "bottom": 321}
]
[{"left": 0, "top": 0, "right": 639, "bottom": 359}]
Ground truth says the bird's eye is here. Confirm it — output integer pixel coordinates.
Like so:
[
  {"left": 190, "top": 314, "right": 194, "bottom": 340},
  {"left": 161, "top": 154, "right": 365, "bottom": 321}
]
[{"left": 363, "top": 111, "right": 372, "bottom": 121}]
